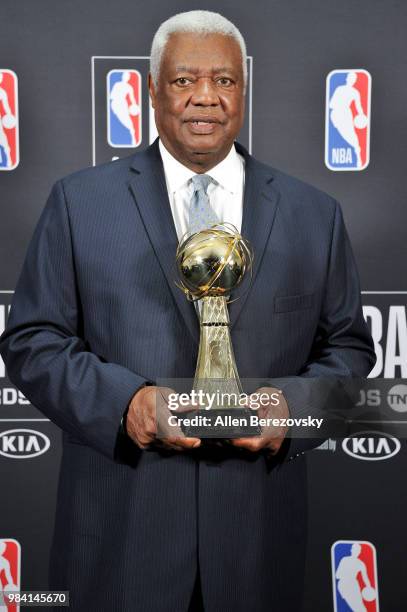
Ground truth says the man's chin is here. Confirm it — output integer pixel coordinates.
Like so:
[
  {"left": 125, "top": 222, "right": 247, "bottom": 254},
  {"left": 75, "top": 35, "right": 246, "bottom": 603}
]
[
  {"left": 162, "top": 133, "right": 233, "bottom": 168},
  {"left": 185, "top": 137, "right": 220, "bottom": 153},
  {"left": 179, "top": 129, "right": 228, "bottom": 151},
  {"left": 190, "top": 149, "right": 216, "bottom": 157},
  {"left": 186, "top": 137, "right": 231, "bottom": 159}
]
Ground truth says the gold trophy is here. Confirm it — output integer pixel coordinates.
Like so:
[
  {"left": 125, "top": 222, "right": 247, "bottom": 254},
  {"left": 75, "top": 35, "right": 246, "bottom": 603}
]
[{"left": 175, "top": 223, "right": 261, "bottom": 438}]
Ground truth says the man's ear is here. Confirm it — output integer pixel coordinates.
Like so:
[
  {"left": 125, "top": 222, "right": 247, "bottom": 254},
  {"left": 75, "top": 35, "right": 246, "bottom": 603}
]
[{"left": 148, "top": 73, "right": 156, "bottom": 109}]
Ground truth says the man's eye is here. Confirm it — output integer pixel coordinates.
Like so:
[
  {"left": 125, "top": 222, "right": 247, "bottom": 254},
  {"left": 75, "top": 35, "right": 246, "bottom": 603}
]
[
  {"left": 217, "top": 78, "right": 233, "bottom": 87},
  {"left": 175, "top": 77, "right": 192, "bottom": 86}
]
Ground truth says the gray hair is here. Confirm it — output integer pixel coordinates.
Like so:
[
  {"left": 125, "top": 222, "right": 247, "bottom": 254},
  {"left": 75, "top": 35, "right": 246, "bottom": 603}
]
[{"left": 150, "top": 10, "right": 247, "bottom": 92}]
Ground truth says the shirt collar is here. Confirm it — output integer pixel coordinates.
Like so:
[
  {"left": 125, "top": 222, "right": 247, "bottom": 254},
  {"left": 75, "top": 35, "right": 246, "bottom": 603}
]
[
  {"left": 207, "top": 144, "right": 243, "bottom": 195},
  {"left": 158, "top": 138, "right": 243, "bottom": 195},
  {"left": 159, "top": 139, "right": 195, "bottom": 194}
]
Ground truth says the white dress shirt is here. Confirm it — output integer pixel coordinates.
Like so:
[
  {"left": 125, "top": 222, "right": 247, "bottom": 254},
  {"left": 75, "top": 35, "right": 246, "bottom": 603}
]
[{"left": 158, "top": 139, "right": 245, "bottom": 242}]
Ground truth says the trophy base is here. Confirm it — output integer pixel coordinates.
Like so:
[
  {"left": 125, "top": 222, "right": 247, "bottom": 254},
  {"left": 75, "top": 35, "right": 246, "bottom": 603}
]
[{"left": 181, "top": 407, "right": 261, "bottom": 439}]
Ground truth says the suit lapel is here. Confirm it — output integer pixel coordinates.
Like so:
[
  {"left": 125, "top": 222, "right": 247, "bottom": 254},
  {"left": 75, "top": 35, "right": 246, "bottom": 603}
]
[
  {"left": 228, "top": 143, "right": 280, "bottom": 328},
  {"left": 127, "top": 141, "right": 200, "bottom": 344}
]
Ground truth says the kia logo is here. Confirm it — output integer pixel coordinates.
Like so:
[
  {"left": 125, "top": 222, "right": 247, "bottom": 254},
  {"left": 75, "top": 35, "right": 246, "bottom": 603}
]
[
  {"left": 342, "top": 431, "right": 400, "bottom": 461},
  {"left": 0, "top": 429, "right": 50, "bottom": 458}
]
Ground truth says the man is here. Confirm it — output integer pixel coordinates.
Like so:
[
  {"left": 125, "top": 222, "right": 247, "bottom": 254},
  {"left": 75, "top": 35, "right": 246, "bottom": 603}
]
[{"left": 0, "top": 10, "right": 375, "bottom": 612}]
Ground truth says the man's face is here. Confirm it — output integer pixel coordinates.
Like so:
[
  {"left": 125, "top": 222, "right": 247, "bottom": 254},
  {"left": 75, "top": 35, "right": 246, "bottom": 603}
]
[{"left": 149, "top": 32, "right": 245, "bottom": 171}]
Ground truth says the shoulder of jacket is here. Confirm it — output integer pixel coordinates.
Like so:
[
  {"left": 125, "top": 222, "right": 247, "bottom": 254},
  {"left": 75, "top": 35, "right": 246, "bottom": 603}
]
[
  {"left": 56, "top": 152, "right": 137, "bottom": 191},
  {"left": 268, "top": 165, "right": 338, "bottom": 212}
]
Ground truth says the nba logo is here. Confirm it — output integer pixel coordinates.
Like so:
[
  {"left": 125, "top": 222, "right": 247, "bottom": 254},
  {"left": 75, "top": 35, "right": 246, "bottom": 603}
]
[
  {"left": 107, "top": 70, "right": 142, "bottom": 147},
  {"left": 325, "top": 69, "right": 371, "bottom": 171},
  {"left": 331, "top": 540, "right": 379, "bottom": 612},
  {"left": 0, "top": 538, "right": 21, "bottom": 611},
  {"left": 0, "top": 70, "right": 19, "bottom": 171}
]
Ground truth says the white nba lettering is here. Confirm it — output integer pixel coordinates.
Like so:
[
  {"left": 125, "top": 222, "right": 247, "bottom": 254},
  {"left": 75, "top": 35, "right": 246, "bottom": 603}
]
[
  {"left": 3, "top": 435, "right": 16, "bottom": 452},
  {"left": 363, "top": 306, "right": 383, "bottom": 377},
  {"left": 352, "top": 438, "right": 367, "bottom": 454},
  {"left": 384, "top": 306, "right": 407, "bottom": 378},
  {"left": 376, "top": 438, "right": 391, "bottom": 455},
  {"left": 25, "top": 435, "right": 41, "bottom": 453},
  {"left": 332, "top": 149, "right": 340, "bottom": 163},
  {"left": 332, "top": 148, "right": 352, "bottom": 164}
]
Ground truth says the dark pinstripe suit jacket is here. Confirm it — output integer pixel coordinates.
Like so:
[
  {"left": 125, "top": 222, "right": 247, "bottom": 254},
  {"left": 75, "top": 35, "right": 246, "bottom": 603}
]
[{"left": 0, "top": 139, "right": 375, "bottom": 612}]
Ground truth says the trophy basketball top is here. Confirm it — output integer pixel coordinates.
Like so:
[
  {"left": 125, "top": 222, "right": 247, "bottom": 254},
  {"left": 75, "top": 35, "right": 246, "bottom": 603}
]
[{"left": 175, "top": 223, "right": 253, "bottom": 301}]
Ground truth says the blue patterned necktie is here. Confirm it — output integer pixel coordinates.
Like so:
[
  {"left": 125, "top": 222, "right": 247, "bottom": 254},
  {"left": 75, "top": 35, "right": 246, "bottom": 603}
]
[{"left": 188, "top": 174, "right": 218, "bottom": 234}]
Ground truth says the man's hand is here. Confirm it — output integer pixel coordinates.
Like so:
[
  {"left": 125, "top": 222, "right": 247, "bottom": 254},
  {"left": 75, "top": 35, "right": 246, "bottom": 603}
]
[
  {"left": 229, "top": 387, "right": 289, "bottom": 455},
  {"left": 125, "top": 385, "right": 201, "bottom": 451}
]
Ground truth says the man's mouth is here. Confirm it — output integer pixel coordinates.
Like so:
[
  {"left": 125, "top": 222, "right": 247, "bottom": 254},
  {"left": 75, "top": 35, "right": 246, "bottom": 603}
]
[{"left": 186, "top": 118, "right": 222, "bottom": 134}]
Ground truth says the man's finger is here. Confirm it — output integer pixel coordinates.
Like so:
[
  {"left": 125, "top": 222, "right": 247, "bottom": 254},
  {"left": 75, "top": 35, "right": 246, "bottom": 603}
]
[
  {"left": 153, "top": 439, "right": 183, "bottom": 452},
  {"left": 163, "top": 436, "right": 201, "bottom": 449},
  {"left": 134, "top": 431, "right": 156, "bottom": 449},
  {"left": 144, "top": 412, "right": 158, "bottom": 436},
  {"left": 229, "top": 437, "right": 267, "bottom": 452}
]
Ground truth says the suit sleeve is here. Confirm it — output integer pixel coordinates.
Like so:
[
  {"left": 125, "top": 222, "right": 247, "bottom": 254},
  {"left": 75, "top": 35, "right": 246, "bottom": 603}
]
[
  {"left": 272, "top": 200, "right": 376, "bottom": 461},
  {"left": 0, "top": 180, "right": 148, "bottom": 461}
]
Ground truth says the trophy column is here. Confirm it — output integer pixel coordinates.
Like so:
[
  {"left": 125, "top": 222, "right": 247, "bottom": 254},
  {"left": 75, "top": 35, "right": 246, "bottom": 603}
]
[{"left": 194, "top": 295, "right": 242, "bottom": 400}]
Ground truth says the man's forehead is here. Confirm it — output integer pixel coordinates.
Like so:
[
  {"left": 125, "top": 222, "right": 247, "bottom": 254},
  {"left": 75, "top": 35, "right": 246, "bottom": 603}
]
[
  {"left": 165, "top": 31, "right": 241, "bottom": 54},
  {"left": 174, "top": 64, "right": 237, "bottom": 74},
  {"left": 163, "top": 34, "right": 242, "bottom": 72}
]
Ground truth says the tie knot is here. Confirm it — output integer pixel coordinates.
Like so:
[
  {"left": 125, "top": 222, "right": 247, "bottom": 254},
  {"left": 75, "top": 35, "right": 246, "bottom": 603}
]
[{"left": 191, "top": 174, "right": 213, "bottom": 194}]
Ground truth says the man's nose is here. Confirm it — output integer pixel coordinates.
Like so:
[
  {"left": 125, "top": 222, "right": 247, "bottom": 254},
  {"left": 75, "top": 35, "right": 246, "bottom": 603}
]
[{"left": 190, "top": 78, "right": 219, "bottom": 106}]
